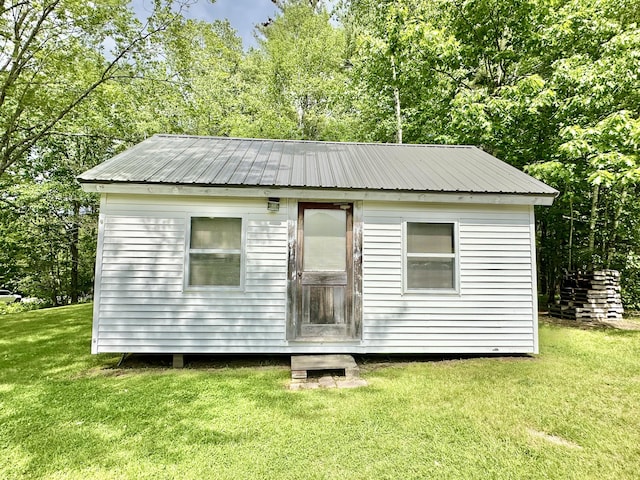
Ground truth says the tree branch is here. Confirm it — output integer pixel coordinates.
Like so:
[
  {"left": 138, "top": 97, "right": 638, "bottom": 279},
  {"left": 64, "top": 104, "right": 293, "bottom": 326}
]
[
  {"left": 0, "top": 2, "right": 186, "bottom": 176},
  {"left": 0, "top": 1, "right": 60, "bottom": 107}
]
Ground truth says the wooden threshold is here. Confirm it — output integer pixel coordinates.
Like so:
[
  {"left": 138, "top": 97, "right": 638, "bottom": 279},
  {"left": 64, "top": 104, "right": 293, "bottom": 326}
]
[{"left": 289, "top": 336, "right": 360, "bottom": 343}]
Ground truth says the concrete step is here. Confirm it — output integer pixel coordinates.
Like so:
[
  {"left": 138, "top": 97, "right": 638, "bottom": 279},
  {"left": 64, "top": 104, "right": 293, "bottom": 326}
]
[{"left": 290, "top": 354, "right": 359, "bottom": 380}]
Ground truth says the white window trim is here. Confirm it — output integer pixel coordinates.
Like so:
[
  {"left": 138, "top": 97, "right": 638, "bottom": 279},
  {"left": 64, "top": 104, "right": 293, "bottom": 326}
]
[
  {"left": 184, "top": 215, "right": 246, "bottom": 291},
  {"left": 402, "top": 220, "right": 460, "bottom": 294}
]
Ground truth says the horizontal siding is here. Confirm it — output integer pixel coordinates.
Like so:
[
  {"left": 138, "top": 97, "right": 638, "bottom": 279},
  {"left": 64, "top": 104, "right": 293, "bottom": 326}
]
[
  {"left": 361, "top": 202, "right": 536, "bottom": 353},
  {"left": 93, "top": 196, "right": 537, "bottom": 354},
  {"left": 100, "top": 318, "right": 284, "bottom": 327},
  {"left": 94, "top": 196, "right": 289, "bottom": 353}
]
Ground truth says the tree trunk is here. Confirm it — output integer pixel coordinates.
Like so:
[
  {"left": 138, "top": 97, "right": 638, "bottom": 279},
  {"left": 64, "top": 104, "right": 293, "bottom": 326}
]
[
  {"left": 70, "top": 201, "right": 80, "bottom": 304},
  {"left": 606, "top": 187, "right": 627, "bottom": 268},
  {"left": 390, "top": 54, "right": 402, "bottom": 144},
  {"left": 588, "top": 183, "right": 599, "bottom": 269},
  {"left": 539, "top": 218, "right": 557, "bottom": 304},
  {"left": 568, "top": 198, "right": 574, "bottom": 271}
]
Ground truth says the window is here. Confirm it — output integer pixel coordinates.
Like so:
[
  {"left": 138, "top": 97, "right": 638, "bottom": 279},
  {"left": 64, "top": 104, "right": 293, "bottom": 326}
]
[
  {"left": 188, "top": 217, "right": 242, "bottom": 287},
  {"left": 303, "top": 208, "right": 347, "bottom": 271},
  {"left": 405, "top": 222, "right": 456, "bottom": 290}
]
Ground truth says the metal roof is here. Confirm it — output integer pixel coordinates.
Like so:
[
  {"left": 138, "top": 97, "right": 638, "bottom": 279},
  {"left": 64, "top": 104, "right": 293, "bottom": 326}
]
[{"left": 78, "top": 135, "right": 558, "bottom": 197}]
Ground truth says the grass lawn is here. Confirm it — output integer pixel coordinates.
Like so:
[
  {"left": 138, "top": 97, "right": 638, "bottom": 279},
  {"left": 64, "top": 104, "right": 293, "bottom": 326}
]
[{"left": 1, "top": 305, "right": 639, "bottom": 479}]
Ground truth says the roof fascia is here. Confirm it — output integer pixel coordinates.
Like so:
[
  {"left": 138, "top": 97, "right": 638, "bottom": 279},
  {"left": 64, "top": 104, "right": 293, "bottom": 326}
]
[{"left": 80, "top": 182, "right": 556, "bottom": 206}]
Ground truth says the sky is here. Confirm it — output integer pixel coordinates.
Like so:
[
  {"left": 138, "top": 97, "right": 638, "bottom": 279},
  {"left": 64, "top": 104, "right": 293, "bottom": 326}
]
[{"left": 133, "top": 0, "right": 280, "bottom": 49}]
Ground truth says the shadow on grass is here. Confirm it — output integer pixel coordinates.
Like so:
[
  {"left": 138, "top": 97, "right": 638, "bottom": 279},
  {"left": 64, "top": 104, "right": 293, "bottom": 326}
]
[
  {"left": 2, "top": 376, "right": 249, "bottom": 477},
  {"left": 112, "top": 352, "right": 534, "bottom": 371},
  {"left": 0, "top": 304, "right": 101, "bottom": 383},
  {"left": 116, "top": 353, "right": 292, "bottom": 370},
  {"left": 540, "top": 315, "right": 640, "bottom": 334}
]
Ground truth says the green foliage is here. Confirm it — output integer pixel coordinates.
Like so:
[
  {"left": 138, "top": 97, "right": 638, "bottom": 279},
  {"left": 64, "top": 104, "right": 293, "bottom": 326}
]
[
  {"left": 0, "top": 134, "right": 106, "bottom": 304},
  {"left": 345, "top": 0, "right": 640, "bottom": 304},
  {"left": 0, "top": 1, "right": 184, "bottom": 303},
  {"left": 231, "top": 0, "right": 354, "bottom": 140},
  {"left": 621, "top": 254, "right": 640, "bottom": 310},
  {"left": 2, "top": 0, "right": 639, "bottom": 307},
  {"left": 0, "top": 0, "right": 183, "bottom": 176},
  {"left": 348, "top": 0, "right": 459, "bottom": 143},
  {"left": 140, "top": 18, "right": 245, "bottom": 136},
  {"left": 0, "top": 298, "right": 52, "bottom": 315}
]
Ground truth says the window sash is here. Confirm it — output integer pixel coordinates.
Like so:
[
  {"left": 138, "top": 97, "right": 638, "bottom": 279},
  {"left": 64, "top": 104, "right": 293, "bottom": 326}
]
[
  {"left": 189, "top": 252, "right": 241, "bottom": 287},
  {"left": 407, "top": 222, "right": 453, "bottom": 254},
  {"left": 190, "top": 217, "right": 241, "bottom": 249}
]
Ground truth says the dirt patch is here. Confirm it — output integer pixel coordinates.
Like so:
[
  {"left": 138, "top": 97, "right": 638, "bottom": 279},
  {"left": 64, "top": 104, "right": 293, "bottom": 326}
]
[
  {"left": 539, "top": 314, "right": 640, "bottom": 331},
  {"left": 72, "top": 366, "right": 139, "bottom": 379},
  {"left": 289, "top": 375, "right": 368, "bottom": 390},
  {"left": 527, "top": 428, "right": 583, "bottom": 449}
]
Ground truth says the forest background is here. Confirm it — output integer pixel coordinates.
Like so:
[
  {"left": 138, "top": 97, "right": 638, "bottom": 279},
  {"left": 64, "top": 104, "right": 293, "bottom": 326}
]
[{"left": 1, "top": 0, "right": 639, "bottom": 309}]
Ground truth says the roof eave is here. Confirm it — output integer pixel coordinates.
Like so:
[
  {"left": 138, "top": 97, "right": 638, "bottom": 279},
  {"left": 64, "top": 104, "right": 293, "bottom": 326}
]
[{"left": 79, "top": 180, "right": 557, "bottom": 206}]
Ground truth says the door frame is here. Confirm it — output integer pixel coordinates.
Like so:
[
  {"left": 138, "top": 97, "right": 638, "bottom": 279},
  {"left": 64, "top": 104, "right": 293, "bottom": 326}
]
[{"left": 287, "top": 200, "right": 363, "bottom": 342}]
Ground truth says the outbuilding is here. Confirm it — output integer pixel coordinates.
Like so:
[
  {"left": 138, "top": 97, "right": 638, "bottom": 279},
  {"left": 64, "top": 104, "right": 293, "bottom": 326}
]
[{"left": 79, "top": 135, "right": 557, "bottom": 356}]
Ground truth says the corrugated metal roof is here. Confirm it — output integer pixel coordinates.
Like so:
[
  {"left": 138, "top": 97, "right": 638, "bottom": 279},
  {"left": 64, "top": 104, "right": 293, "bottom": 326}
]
[{"left": 78, "top": 134, "right": 558, "bottom": 197}]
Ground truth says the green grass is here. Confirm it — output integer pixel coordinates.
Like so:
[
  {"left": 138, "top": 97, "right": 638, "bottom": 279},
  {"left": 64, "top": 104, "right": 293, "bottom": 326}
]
[{"left": 1, "top": 305, "right": 639, "bottom": 479}]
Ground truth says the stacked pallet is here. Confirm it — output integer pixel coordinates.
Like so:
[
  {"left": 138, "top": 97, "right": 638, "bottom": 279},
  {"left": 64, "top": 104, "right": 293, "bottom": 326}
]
[{"left": 549, "top": 270, "right": 624, "bottom": 321}]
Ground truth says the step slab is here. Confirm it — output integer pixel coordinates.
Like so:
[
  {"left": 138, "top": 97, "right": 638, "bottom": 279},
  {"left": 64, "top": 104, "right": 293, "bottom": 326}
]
[{"left": 291, "top": 354, "right": 360, "bottom": 380}]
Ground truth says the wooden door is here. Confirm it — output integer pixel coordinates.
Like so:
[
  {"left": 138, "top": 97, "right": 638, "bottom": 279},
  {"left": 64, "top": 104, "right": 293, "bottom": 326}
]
[{"left": 294, "top": 203, "right": 354, "bottom": 340}]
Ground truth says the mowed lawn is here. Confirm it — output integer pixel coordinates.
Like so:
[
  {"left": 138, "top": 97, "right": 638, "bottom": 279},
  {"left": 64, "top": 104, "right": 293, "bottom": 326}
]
[{"left": 1, "top": 305, "right": 639, "bottom": 479}]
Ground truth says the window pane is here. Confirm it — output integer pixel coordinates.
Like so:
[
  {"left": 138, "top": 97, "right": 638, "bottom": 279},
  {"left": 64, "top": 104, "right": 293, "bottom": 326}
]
[
  {"left": 191, "top": 217, "right": 241, "bottom": 249},
  {"left": 407, "top": 223, "right": 453, "bottom": 254},
  {"left": 407, "top": 258, "right": 454, "bottom": 289},
  {"left": 303, "top": 209, "right": 346, "bottom": 271},
  {"left": 189, "top": 253, "right": 241, "bottom": 286}
]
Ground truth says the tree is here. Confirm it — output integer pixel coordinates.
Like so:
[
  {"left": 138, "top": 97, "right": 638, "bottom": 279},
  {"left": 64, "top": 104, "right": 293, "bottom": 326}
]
[
  {"left": 230, "top": 0, "right": 354, "bottom": 140},
  {"left": 524, "top": 1, "right": 640, "bottom": 305},
  {"left": 0, "top": 0, "right": 202, "bottom": 303},
  {"left": 134, "top": 17, "right": 245, "bottom": 136},
  {"left": 347, "top": 0, "right": 463, "bottom": 144},
  {"left": 0, "top": 160, "right": 99, "bottom": 305},
  {"left": 0, "top": 80, "right": 138, "bottom": 303},
  {"left": 344, "top": 0, "right": 640, "bottom": 306},
  {"left": 0, "top": 0, "right": 185, "bottom": 177}
]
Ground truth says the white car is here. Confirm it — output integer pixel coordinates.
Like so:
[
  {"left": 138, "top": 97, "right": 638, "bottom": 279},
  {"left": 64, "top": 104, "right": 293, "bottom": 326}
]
[{"left": 0, "top": 289, "right": 21, "bottom": 303}]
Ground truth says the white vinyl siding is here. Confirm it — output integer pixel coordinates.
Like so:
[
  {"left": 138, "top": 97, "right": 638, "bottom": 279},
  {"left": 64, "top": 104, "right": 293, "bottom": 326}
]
[
  {"left": 361, "top": 202, "right": 537, "bottom": 354},
  {"left": 92, "top": 195, "right": 288, "bottom": 353},
  {"left": 92, "top": 195, "right": 538, "bottom": 354}
]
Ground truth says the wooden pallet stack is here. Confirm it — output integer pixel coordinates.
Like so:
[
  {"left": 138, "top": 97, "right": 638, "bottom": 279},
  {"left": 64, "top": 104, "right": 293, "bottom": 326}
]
[{"left": 549, "top": 270, "right": 624, "bottom": 321}]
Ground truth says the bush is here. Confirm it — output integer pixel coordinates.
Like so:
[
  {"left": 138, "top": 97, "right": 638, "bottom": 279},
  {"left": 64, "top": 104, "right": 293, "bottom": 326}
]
[{"left": 0, "top": 298, "right": 52, "bottom": 315}]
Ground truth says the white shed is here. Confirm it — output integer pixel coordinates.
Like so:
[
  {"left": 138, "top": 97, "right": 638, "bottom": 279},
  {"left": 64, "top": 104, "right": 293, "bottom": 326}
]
[{"left": 79, "top": 135, "right": 557, "bottom": 355}]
